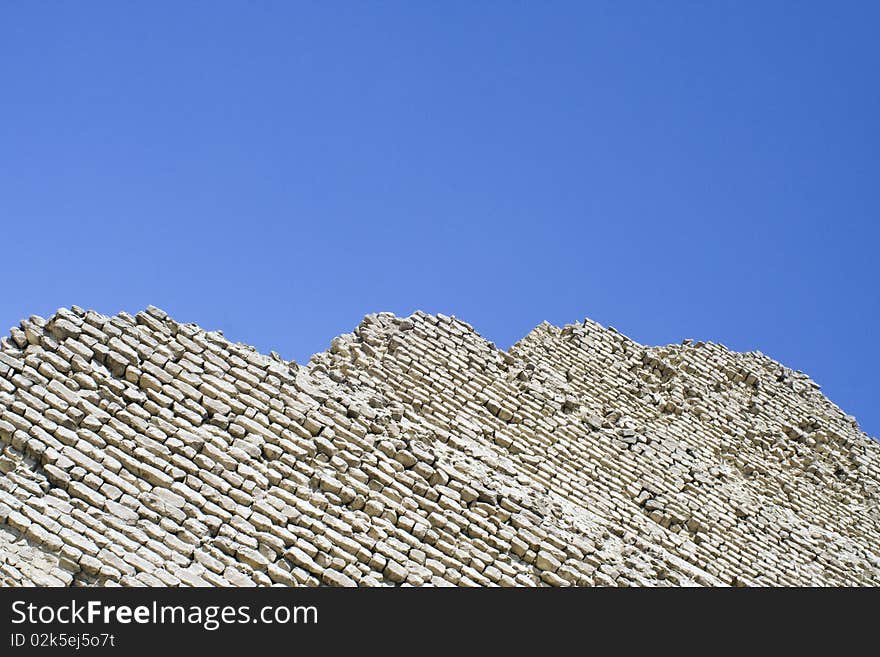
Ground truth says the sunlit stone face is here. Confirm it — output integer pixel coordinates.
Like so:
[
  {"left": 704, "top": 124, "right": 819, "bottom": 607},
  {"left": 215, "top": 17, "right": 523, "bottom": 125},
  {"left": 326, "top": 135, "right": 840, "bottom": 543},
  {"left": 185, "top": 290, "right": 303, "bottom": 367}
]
[{"left": 0, "top": 306, "right": 877, "bottom": 587}]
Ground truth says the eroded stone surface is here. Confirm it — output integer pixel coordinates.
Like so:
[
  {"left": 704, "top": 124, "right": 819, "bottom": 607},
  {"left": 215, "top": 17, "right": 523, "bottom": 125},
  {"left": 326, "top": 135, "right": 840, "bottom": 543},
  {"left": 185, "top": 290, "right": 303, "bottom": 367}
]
[{"left": 0, "top": 306, "right": 878, "bottom": 587}]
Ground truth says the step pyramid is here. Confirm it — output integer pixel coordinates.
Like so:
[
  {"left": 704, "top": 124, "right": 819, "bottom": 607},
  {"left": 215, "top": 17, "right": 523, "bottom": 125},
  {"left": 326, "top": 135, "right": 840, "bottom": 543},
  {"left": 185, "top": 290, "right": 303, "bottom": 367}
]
[{"left": 1, "top": 306, "right": 878, "bottom": 586}]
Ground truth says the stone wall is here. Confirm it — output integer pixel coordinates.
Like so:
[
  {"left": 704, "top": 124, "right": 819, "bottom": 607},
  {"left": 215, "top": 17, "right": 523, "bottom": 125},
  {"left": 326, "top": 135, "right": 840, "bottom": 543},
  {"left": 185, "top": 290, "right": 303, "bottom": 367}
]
[{"left": 0, "top": 306, "right": 877, "bottom": 586}]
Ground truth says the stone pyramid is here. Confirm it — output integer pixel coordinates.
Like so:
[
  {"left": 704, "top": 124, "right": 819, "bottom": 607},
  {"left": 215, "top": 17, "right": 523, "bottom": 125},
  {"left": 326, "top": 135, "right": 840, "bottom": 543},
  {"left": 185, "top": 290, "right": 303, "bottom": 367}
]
[{"left": 1, "top": 306, "right": 878, "bottom": 586}]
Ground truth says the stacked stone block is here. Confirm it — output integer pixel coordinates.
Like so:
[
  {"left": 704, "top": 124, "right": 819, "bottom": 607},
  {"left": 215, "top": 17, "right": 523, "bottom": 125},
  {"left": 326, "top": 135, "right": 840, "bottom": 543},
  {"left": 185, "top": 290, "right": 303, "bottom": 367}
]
[{"left": 0, "top": 306, "right": 877, "bottom": 586}]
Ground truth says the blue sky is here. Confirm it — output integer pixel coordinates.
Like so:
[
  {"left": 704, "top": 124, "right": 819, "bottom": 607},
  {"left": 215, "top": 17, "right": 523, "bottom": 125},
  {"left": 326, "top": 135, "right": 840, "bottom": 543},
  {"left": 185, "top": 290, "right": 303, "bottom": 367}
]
[{"left": 1, "top": 2, "right": 877, "bottom": 437}]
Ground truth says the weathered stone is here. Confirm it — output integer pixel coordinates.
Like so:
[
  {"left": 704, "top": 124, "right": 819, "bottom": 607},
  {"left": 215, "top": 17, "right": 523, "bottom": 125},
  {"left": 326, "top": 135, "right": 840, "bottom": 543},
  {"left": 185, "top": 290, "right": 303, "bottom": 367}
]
[
  {"left": 152, "top": 487, "right": 186, "bottom": 508},
  {"left": 383, "top": 560, "right": 409, "bottom": 583},
  {"left": 0, "top": 306, "right": 876, "bottom": 590},
  {"left": 535, "top": 551, "right": 562, "bottom": 573},
  {"left": 322, "top": 568, "right": 357, "bottom": 587},
  {"left": 51, "top": 319, "right": 81, "bottom": 340}
]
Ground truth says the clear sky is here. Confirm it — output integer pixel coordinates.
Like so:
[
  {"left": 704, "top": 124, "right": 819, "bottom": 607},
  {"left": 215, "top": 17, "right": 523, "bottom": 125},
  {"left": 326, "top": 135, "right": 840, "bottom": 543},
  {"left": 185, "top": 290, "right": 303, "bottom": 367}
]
[{"left": 1, "top": 2, "right": 877, "bottom": 438}]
